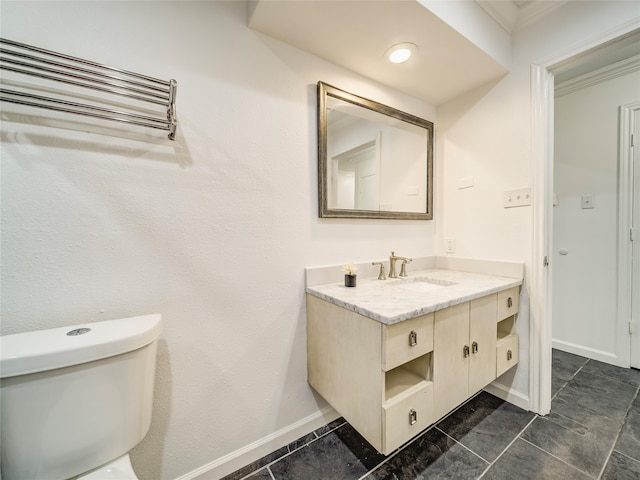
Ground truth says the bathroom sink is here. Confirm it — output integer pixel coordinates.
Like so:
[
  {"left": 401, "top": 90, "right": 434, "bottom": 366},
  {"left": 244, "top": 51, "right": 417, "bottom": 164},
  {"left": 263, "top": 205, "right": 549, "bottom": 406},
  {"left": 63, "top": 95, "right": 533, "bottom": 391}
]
[{"left": 391, "top": 277, "right": 458, "bottom": 293}]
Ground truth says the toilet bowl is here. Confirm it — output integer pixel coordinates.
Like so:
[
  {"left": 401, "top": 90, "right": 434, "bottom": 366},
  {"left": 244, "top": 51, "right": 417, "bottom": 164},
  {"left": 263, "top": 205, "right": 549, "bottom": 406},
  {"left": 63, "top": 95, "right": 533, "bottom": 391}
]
[
  {"left": 0, "top": 314, "right": 162, "bottom": 480},
  {"left": 78, "top": 454, "right": 138, "bottom": 480}
]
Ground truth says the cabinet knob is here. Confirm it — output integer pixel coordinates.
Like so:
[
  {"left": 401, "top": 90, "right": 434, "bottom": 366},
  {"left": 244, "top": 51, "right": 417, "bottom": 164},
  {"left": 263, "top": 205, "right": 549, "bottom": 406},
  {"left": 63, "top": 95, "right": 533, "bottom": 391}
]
[
  {"left": 409, "top": 409, "right": 417, "bottom": 425},
  {"left": 408, "top": 330, "right": 418, "bottom": 347},
  {"left": 507, "top": 297, "right": 513, "bottom": 308},
  {"left": 507, "top": 349, "right": 513, "bottom": 361},
  {"left": 463, "top": 345, "right": 470, "bottom": 358},
  {"left": 472, "top": 341, "right": 478, "bottom": 354}
]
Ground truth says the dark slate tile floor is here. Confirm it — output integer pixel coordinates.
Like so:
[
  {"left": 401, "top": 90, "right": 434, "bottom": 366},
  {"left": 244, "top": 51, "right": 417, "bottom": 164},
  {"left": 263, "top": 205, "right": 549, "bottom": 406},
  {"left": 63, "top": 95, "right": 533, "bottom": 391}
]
[{"left": 222, "top": 350, "right": 640, "bottom": 480}]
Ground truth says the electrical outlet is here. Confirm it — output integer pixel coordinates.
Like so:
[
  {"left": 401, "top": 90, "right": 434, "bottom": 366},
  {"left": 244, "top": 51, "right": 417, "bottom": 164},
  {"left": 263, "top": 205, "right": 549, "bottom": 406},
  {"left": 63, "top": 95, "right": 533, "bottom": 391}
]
[
  {"left": 445, "top": 238, "right": 456, "bottom": 254},
  {"left": 504, "top": 187, "right": 532, "bottom": 208}
]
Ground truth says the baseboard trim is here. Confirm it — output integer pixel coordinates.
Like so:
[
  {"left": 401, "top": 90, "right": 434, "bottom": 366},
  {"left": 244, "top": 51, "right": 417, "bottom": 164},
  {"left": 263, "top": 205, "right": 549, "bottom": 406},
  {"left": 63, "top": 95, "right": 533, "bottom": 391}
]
[
  {"left": 174, "top": 406, "right": 340, "bottom": 480},
  {"left": 484, "top": 381, "right": 530, "bottom": 412},
  {"left": 177, "top": 384, "right": 531, "bottom": 480},
  {"left": 552, "top": 339, "right": 620, "bottom": 366}
]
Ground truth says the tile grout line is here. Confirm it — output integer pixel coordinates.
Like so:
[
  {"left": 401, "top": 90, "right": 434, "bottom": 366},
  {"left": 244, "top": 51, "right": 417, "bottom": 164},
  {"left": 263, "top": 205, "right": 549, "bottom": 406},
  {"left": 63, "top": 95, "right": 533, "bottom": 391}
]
[
  {"left": 267, "top": 465, "right": 276, "bottom": 480},
  {"left": 551, "top": 381, "right": 567, "bottom": 401},
  {"left": 608, "top": 448, "right": 640, "bottom": 466},
  {"left": 596, "top": 384, "right": 640, "bottom": 480},
  {"left": 356, "top": 453, "right": 393, "bottom": 480},
  {"left": 573, "top": 360, "right": 589, "bottom": 378},
  {"left": 550, "top": 355, "right": 589, "bottom": 401},
  {"left": 577, "top": 359, "right": 640, "bottom": 389},
  {"left": 476, "top": 414, "right": 538, "bottom": 479},
  {"left": 311, "top": 419, "right": 347, "bottom": 442},
  {"left": 434, "top": 426, "right": 491, "bottom": 465},
  {"left": 519, "top": 437, "right": 597, "bottom": 479},
  {"left": 240, "top": 441, "right": 315, "bottom": 480},
  {"left": 235, "top": 419, "right": 348, "bottom": 480},
  {"left": 355, "top": 424, "right": 439, "bottom": 480}
]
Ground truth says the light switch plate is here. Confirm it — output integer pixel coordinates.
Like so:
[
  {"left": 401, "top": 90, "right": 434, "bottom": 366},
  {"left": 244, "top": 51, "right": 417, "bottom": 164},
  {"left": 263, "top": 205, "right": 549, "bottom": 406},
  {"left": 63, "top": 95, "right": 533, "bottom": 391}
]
[
  {"left": 582, "top": 194, "right": 594, "bottom": 209},
  {"left": 503, "top": 187, "right": 531, "bottom": 208}
]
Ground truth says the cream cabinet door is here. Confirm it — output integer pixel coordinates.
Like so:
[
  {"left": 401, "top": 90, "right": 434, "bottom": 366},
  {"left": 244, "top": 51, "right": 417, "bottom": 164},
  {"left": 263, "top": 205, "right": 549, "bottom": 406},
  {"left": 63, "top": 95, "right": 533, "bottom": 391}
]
[
  {"left": 497, "top": 287, "right": 519, "bottom": 320},
  {"left": 469, "top": 294, "right": 498, "bottom": 395},
  {"left": 433, "top": 302, "right": 470, "bottom": 419},
  {"left": 383, "top": 382, "right": 433, "bottom": 453},
  {"left": 382, "top": 313, "right": 434, "bottom": 371},
  {"left": 497, "top": 334, "right": 519, "bottom": 377}
]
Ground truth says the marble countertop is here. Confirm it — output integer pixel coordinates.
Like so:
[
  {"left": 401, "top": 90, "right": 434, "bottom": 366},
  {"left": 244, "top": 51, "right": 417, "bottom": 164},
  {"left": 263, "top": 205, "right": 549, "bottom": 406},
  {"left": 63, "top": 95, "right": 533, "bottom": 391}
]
[{"left": 306, "top": 268, "right": 522, "bottom": 325}]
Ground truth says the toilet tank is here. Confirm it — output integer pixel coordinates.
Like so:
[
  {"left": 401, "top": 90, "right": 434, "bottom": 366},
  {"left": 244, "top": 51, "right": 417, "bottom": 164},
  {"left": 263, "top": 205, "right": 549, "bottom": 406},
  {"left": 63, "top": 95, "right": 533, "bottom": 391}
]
[{"left": 0, "top": 314, "right": 162, "bottom": 480}]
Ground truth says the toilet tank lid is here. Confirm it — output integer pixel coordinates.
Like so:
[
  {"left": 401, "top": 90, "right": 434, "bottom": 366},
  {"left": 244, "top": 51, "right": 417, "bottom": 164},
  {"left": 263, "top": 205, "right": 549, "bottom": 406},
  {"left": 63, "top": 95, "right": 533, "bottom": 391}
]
[{"left": 0, "top": 314, "right": 162, "bottom": 378}]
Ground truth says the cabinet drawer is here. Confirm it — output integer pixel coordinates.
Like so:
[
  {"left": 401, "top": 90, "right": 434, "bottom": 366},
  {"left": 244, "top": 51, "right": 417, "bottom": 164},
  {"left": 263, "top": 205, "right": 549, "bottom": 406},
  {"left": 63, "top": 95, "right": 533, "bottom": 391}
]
[
  {"left": 383, "top": 382, "right": 433, "bottom": 453},
  {"left": 497, "top": 287, "right": 519, "bottom": 320},
  {"left": 496, "top": 334, "right": 519, "bottom": 377},
  {"left": 383, "top": 313, "right": 434, "bottom": 371}
]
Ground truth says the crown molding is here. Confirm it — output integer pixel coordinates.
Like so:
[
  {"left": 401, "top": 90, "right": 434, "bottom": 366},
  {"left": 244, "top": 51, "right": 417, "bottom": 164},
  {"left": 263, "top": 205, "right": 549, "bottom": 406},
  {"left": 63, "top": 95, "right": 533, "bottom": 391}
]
[
  {"left": 475, "top": 1, "right": 568, "bottom": 34},
  {"left": 555, "top": 54, "right": 640, "bottom": 97},
  {"left": 515, "top": 0, "right": 568, "bottom": 32},
  {"left": 475, "top": 0, "right": 518, "bottom": 34}
]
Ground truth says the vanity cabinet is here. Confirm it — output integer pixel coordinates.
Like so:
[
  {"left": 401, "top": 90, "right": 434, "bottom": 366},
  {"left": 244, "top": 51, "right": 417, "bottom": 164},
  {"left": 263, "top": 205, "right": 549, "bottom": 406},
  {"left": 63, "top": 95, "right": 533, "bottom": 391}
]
[
  {"left": 306, "top": 295, "right": 434, "bottom": 455},
  {"left": 306, "top": 284, "right": 520, "bottom": 456}
]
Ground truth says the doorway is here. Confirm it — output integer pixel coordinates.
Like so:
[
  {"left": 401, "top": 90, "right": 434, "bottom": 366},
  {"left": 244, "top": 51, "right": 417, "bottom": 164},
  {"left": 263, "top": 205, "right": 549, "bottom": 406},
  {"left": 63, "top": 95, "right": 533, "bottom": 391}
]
[
  {"left": 552, "top": 63, "right": 640, "bottom": 368},
  {"left": 329, "top": 136, "right": 380, "bottom": 210},
  {"left": 530, "top": 28, "right": 640, "bottom": 416}
]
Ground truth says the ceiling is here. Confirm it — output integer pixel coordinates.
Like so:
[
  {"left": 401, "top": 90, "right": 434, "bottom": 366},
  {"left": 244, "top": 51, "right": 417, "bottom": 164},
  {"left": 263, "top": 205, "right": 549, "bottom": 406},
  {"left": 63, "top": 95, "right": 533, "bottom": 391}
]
[
  {"left": 247, "top": 1, "right": 562, "bottom": 106},
  {"left": 248, "top": 0, "right": 639, "bottom": 106}
]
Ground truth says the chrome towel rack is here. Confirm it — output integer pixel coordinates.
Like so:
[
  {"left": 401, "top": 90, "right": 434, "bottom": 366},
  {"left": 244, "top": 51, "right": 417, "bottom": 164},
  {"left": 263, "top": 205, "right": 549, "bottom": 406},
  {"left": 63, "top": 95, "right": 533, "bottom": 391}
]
[{"left": 0, "top": 38, "right": 178, "bottom": 140}]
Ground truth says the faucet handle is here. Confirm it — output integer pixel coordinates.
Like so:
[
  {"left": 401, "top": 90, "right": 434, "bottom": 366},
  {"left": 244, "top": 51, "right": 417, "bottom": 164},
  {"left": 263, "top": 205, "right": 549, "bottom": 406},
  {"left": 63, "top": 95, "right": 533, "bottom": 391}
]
[
  {"left": 399, "top": 258, "right": 413, "bottom": 277},
  {"left": 372, "top": 262, "right": 387, "bottom": 280}
]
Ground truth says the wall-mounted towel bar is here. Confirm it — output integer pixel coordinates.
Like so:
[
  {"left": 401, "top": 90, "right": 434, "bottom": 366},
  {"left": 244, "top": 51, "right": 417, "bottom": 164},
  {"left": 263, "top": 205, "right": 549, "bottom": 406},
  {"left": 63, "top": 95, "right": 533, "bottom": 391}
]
[{"left": 0, "top": 38, "right": 178, "bottom": 140}]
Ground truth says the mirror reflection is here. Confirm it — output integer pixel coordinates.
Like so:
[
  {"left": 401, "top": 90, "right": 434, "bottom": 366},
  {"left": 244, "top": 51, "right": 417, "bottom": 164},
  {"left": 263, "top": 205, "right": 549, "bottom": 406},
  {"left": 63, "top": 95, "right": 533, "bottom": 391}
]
[{"left": 318, "top": 82, "right": 433, "bottom": 220}]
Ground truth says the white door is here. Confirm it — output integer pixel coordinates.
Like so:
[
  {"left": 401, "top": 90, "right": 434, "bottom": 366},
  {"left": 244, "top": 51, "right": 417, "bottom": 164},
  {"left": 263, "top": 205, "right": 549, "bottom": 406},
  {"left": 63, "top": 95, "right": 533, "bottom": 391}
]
[
  {"left": 337, "top": 171, "right": 355, "bottom": 209},
  {"left": 631, "top": 108, "right": 640, "bottom": 368},
  {"left": 357, "top": 172, "right": 378, "bottom": 210}
]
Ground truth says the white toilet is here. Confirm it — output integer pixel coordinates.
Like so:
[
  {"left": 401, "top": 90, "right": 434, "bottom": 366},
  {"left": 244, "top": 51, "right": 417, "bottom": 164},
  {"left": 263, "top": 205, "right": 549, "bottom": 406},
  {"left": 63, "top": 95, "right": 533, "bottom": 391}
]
[{"left": 0, "top": 314, "right": 162, "bottom": 480}]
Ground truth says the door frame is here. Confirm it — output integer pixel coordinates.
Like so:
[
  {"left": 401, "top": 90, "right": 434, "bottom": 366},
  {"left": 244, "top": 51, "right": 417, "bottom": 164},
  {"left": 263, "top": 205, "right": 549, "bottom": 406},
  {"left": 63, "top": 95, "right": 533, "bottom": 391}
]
[
  {"left": 529, "top": 24, "right": 640, "bottom": 415},
  {"left": 530, "top": 64, "right": 554, "bottom": 416},
  {"left": 620, "top": 102, "right": 640, "bottom": 368}
]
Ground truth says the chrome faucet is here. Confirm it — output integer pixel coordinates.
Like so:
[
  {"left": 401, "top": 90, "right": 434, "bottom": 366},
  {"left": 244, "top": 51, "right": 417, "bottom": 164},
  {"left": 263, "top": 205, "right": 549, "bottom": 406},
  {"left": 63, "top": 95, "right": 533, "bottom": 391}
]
[{"left": 389, "top": 251, "right": 412, "bottom": 278}]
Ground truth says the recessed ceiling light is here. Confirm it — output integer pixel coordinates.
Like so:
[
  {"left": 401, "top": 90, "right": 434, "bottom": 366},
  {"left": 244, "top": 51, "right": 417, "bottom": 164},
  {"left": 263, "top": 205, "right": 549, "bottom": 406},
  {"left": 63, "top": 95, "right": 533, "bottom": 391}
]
[{"left": 385, "top": 43, "right": 417, "bottom": 64}]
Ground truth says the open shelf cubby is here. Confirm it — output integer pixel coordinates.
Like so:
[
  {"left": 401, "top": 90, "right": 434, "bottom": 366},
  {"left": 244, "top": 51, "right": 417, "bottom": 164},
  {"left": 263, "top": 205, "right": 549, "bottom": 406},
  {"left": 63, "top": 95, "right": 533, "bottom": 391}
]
[
  {"left": 497, "top": 315, "right": 516, "bottom": 341},
  {"left": 384, "top": 352, "right": 432, "bottom": 404}
]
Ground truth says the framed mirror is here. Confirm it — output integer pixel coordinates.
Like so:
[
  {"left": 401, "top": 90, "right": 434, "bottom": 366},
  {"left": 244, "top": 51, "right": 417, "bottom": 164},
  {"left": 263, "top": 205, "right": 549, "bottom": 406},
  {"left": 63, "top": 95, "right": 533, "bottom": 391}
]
[{"left": 317, "top": 81, "right": 433, "bottom": 220}]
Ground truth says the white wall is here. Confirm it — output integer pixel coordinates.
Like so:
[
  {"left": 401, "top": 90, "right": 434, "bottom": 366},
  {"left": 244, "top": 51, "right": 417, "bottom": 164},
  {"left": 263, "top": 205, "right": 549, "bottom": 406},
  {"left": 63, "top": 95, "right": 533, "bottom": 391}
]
[
  {"left": 553, "top": 68, "right": 640, "bottom": 363},
  {"left": 0, "top": 2, "right": 437, "bottom": 479},
  {"left": 436, "top": 0, "right": 640, "bottom": 399},
  {"left": 3, "top": 1, "right": 639, "bottom": 479}
]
